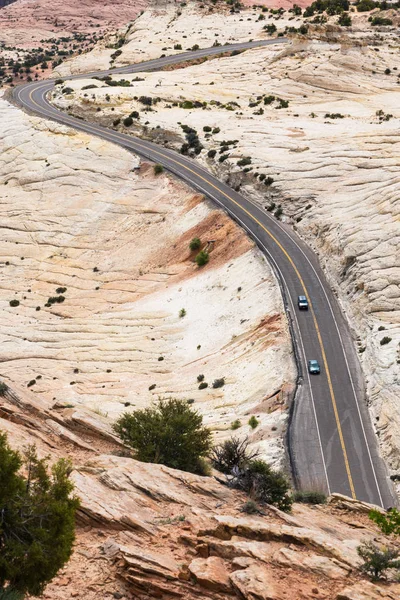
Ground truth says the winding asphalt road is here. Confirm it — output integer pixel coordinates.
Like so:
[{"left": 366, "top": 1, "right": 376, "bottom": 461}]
[{"left": 12, "top": 39, "right": 395, "bottom": 507}]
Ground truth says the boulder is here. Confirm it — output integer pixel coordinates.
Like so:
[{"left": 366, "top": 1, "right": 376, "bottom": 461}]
[
  {"left": 337, "top": 581, "right": 400, "bottom": 600},
  {"left": 230, "top": 563, "right": 281, "bottom": 600},
  {"left": 274, "top": 547, "right": 351, "bottom": 579},
  {"left": 188, "top": 556, "right": 231, "bottom": 593}
]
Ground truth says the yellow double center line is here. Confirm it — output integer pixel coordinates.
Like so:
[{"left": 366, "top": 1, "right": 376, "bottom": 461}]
[{"left": 28, "top": 84, "right": 356, "bottom": 499}]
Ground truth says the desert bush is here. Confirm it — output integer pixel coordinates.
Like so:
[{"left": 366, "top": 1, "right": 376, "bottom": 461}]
[
  {"left": 113, "top": 399, "right": 212, "bottom": 474},
  {"left": 338, "top": 12, "right": 352, "bottom": 25},
  {"left": 264, "top": 23, "right": 277, "bottom": 34},
  {"left": 130, "top": 111, "right": 139, "bottom": 119},
  {"left": 197, "top": 374, "right": 205, "bottom": 382},
  {"left": 174, "top": 44, "right": 182, "bottom": 50},
  {"left": 241, "top": 500, "right": 259, "bottom": 514},
  {"left": 371, "top": 16, "right": 392, "bottom": 25},
  {"left": 0, "top": 382, "right": 8, "bottom": 396},
  {"left": 229, "top": 459, "right": 292, "bottom": 512},
  {"left": 203, "top": 125, "right": 212, "bottom": 132},
  {"left": 154, "top": 164, "right": 164, "bottom": 175},
  {"left": 189, "top": 237, "right": 201, "bottom": 251},
  {"left": 207, "top": 149, "right": 217, "bottom": 158},
  {"left": 81, "top": 84, "right": 97, "bottom": 90},
  {"left": 212, "top": 378, "right": 225, "bottom": 389},
  {"left": 198, "top": 382, "right": 208, "bottom": 390},
  {"left": 248, "top": 416, "right": 259, "bottom": 429},
  {"left": 380, "top": 336, "right": 392, "bottom": 345},
  {"left": 195, "top": 250, "right": 209, "bottom": 266},
  {"left": 369, "top": 507, "right": 400, "bottom": 536},
  {"left": 356, "top": 0, "right": 376, "bottom": 10},
  {"left": 9, "top": 300, "right": 19, "bottom": 307},
  {"left": 179, "top": 308, "right": 186, "bottom": 318},
  {"left": 357, "top": 542, "right": 400, "bottom": 579},
  {"left": 211, "top": 436, "right": 259, "bottom": 474},
  {"left": 123, "top": 116, "right": 133, "bottom": 127},
  {"left": 139, "top": 95, "right": 152, "bottom": 105},
  {"left": 293, "top": 490, "right": 327, "bottom": 504},
  {"left": 265, "top": 176, "right": 274, "bottom": 186},
  {"left": 212, "top": 127, "right": 220, "bottom": 134},
  {"left": 0, "top": 434, "right": 79, "bottom": 597},
  {"left": 113, "top": 118, "right": 121, "bottom": 126},
  {"left": 237, "top": 157, "right": 252, "bottom": 167},
  {"left": 231, "top": 420, "right": 241, "bottom": 430}
]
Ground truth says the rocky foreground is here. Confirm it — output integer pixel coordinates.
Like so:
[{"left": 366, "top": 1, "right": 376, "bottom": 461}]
[{"left": 2, "top": 385, "right": 400, "bottom": 600}]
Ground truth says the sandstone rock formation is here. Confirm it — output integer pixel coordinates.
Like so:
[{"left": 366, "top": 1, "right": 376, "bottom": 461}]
[{"left": 53, "top": 3, "right": 400, "bottom": 488}]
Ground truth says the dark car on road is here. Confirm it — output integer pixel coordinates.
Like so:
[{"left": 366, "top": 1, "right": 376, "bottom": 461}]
[
  {"left": 298, "top": 295, "right": 309, "bottom": 310},
  {"left": 308, "top": 360, "right": 321, "bottom": 375}
]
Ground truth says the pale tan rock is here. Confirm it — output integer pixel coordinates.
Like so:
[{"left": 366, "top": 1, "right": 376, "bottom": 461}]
[
  {"left": 230, "top": 563, "right": 280, "bottom": 600},
  {"left": 188, "top": 556, "right": 231, "bottom": 592},
  {"left": 328, "top": 494, "right": 386, "bottom": 514},
  {"left": 336, "top": 581, "right": 400, "bottom": 600},
  {"left": 274, "top": 547, "right": 351, "bottom": 579}
]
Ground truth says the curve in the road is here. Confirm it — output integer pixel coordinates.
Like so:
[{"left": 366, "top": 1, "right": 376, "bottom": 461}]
[{"left": 12, "top": 38, "right": 395, "bottom": 507}]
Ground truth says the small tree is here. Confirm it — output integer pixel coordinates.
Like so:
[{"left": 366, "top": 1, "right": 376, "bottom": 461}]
[
  {"left": 189, "top": 237, "right": 201, "bottom": 251},
  {"left": 0, "top": 434, "right": 79, "bottom": 597},
  {"left": 195, "top": 250, "right": 209, "bottom": 266},
  {"left": 113, "top": 399, "right": 212, "bottom": 474},
  {"left": 369, "top": 508, "right": 400, "bottom": 536},
  {"left": 357, "top": 542, "right": 400, "bottom": 580},
  {"left": 123, "top": 116, "right": 133, "bottom": 127},
  {"left": 248, "top": 416, "right": 259, "bottom": 429},
  {"left": 154, "top": 164, "right": 164, "bottom": 175}
]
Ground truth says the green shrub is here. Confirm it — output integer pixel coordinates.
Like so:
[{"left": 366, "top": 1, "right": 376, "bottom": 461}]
[
  {"left": 154, "top": 164, "right": 164, "bottom": 175},
  {"left": 9, "top": 300, "right": 19, "bottom": 307},
  {"left": 248, "top": 416, "right": 259, "bottom": 429},
  {"left": 207, "top": 149, "right": 217, "bottom": 159},
  {"left": 197, "top": 374, "right": 205, "bottom": 382},
  {"left": 231, "top": 420, "right": 241, "bottom": 430},
  {"left": 113, "top": 399, "right": 212, "bottom": 474},
  {"left": 212, "top": 127, "right": 220, "bottom": 134},
  {"left": 195, "top": 250, "right": 209, "bottom": 267},
  {"left": 356, "top": 0, "right": 376, "bottom": 10},
  {"left": 357, "top": 542, "right": 400, "bottom": 580},
  {"left": 369, "top": 508, "right": 400, "bottom": 536},
  {"left": 148, "top": 384, "right": 156, "bottom": 391},
  {"left": 0, "top": 382, "right": 8, "bottom": 396},
  {"left": 189, "top": 237, "right": 201, "bottom": 251},
  {"left": 0, "top": 434, "right": 79, "bottom": 597},
  {"left": 372, "top": 17, "right": 392, "bottom": 26},
  {"left": 265, "top": 176, "right": 274, "bottom": 186},
  {"left": 264, "top": 95, "right": 275, "bottom": 105},
  {"left": 229, "top": 459, "right": 293, "bottom": 512},
  {"left": 338, "top": 12, "right": 352, "bottom": 25},
  {"left": 241, "top": 500, "right": 259, "bottom": 514},
  {"left": 293, "top": 490, "right": 327, "bottom": 504},
  {"left": 211, "top": 436, "right": 259, "bottom": 474},
  {"left": 179, "top": 308, "right": 186, "bottom": 318},
  {"left": 212, "top": 378, "right": 225, "bottom": 389},
  {"left": 380, "top": 336, "right": 392, "bottom": 345},
  {"left": 130, "top": 111, "right": 140, "bottom": 119},
  {"left": 113, "top": 118, "right": 121, "bottom": 126},
  {"left": 198, "top": 382, "right": 208, "bottom": 390},
  {"left": 174, "top": 44, "right": 182, "bottom": 50},
  {"left": 203, "top": 126, "right": 212, "bottom": 132},
  {"left": 139, "top": 95, "right": 152, "bottom": 105},
  {"left": 237, "top": 157, "right": 252, "bottom": 167},
  {"left": 123, "top": 116, "right": 133, "bottom": 127}
]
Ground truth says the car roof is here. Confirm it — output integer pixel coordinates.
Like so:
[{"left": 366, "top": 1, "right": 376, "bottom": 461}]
[
  {"left": 309, "top": 359, "right": 319, "bottom": 364},
  {"left": 298, "top": 295, "right": 307, "bottom": 301}
]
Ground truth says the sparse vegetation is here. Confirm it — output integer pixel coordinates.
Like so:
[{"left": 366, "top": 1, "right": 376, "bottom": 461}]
[
  {"left": 197, "top": 374, "right": 205, "bottom": 382},
  {"left": 228, "top": 459, "right": 293, "bottom": 512},
  {"left": 154, "top": 164, "right": 164, "bottom": 175},
  {"left": 212, "top": 377, "right": 225, "bottom": 389},
  {"left": 357, "top": 542, "right": 400, "bottom": 580},
  {"left": 179, "top": 308, "right": 186, "bottom": 318},
  {"left": 380, "top": 336, "right": 392, "bottom": 345},
  {"left": 293, "top": 490, "right": 327, "bottom": 504},
  {"left": 248, "top": 415, "right": 259, "bottom": 429},
  {"left": 231, "top": 419, "right": 241, "bottom": 430},
  {"left": 241, "top": 500, "right": 260, "bottom": 514},
  {"left": 189, "top": 237, "right": 201, "bottom": 251},
  {"left": 113, "top": 399, "right": 212, "bottom": 474},
  {"left": 198, "top": 382, "right": 208, "bottom": 390},
  {"left": 369, "top": 507, "right": 400, "bottom": 536},
  {"left": 0, "top": 382, "right": 8, "bottom": 396},
  {"left": 211, "top": 436, "right": 259, "bottom": 474},
  {"left": 195, "top": 250, "right": 209, "bottom": 267}
]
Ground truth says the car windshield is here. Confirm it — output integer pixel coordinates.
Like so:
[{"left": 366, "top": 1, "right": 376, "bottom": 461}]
[
  {"left": 310, "top": 360, "right": 318, "bottom": 366},
  {"left": 299, "top": 296, "right": 307, "bottom": 302}
]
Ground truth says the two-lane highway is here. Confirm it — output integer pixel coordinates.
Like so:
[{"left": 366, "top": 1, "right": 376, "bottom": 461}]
[{"left": 12, "top": 38, "right": 395, "bottom": 507}]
